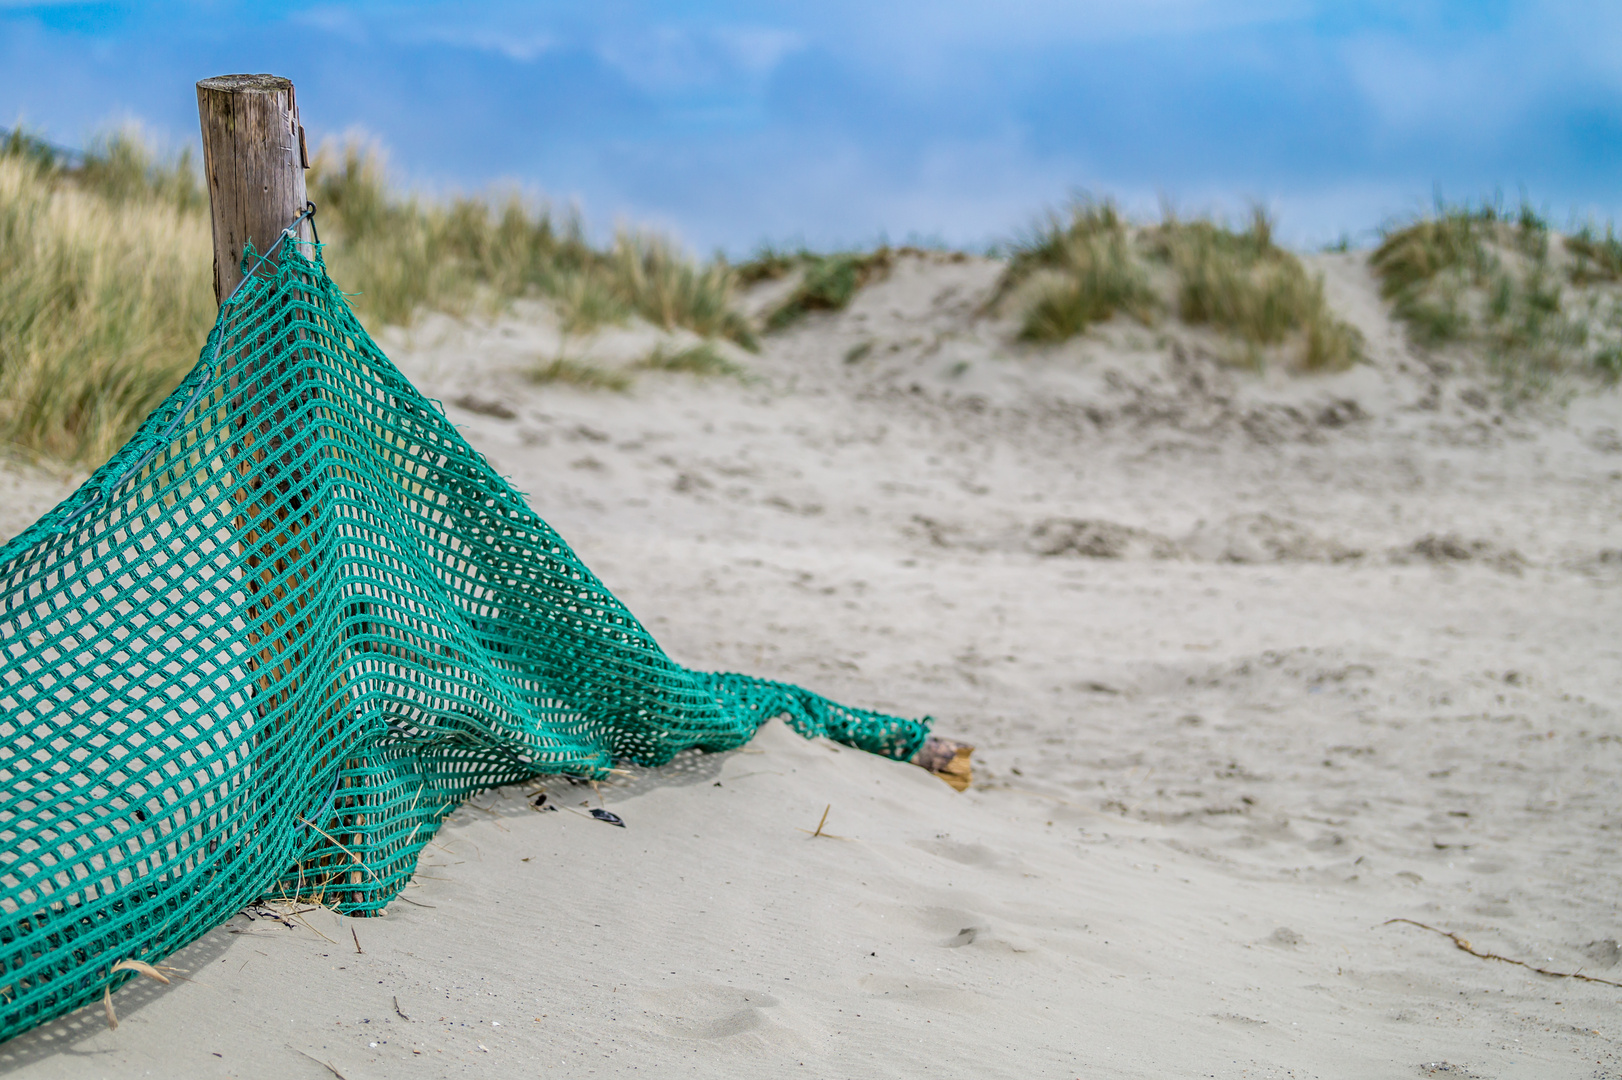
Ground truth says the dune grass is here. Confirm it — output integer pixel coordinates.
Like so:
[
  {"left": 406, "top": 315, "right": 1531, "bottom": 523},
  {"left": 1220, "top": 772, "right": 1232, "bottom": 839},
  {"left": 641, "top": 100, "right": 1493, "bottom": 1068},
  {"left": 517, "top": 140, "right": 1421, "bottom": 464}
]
[
  {"left": 526, "top": 342, "right": 746, "bottom": 395},
  {"left": 1370, "top": 204, "right": 1498, "bottom": 347},
  {"left": 636, "top": 342, "right": 747, "bottom": 379},
  {"left": 0, "top": 130, "right": 762, "bottom": 465},
  {"left": 757, "top": 248, "right": 897, "bottom": 330},
  {"left": 732, "top": 245, "right": 801, "bottom": 288},
  {"left": 995, "top": 200, "right": 1157, "bottom": 341},
  {"left": 528, "top": 357, "right": 634, "bottom": 392},
  {"left": 7, "top": 120, "right": 1610, "bottom": 468},
  {"left": 1372, "top": 199, "right": 1620, "bottom": 392},
  {"left": 0, "top": 134, "right": 213, "bottom": 463},
  {"left": 608, "top": 233, "right": 756, "bottom": 346},
  {"left": 733, "top": 243, "right": 918, "bottom": 331},
  {"left": 1146, "top": 208, "right": 1362, "bottom": 370},
  {"left": 311, "top": 140, "right": 757, "bottom": 349},
  {"left": 994, "top": 199, "right": 1361, "bottom": 370},
  {"left": 1565, "top": 224, "right": 1622, "bottom": 285}
]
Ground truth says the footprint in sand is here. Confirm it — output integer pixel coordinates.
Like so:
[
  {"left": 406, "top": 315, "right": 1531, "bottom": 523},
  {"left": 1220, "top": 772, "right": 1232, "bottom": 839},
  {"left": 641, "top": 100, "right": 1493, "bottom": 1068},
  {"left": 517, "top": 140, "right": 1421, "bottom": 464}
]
[{"left": 637, "top": 984, "right": 786, "bottom": 1040}]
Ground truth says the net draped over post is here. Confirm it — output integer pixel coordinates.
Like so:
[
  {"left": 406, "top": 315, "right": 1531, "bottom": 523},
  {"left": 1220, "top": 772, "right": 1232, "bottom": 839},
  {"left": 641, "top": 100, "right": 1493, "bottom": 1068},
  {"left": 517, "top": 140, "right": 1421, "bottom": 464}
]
[{"left": 0, "top": 244, "right": 930, "bottom": 1042}]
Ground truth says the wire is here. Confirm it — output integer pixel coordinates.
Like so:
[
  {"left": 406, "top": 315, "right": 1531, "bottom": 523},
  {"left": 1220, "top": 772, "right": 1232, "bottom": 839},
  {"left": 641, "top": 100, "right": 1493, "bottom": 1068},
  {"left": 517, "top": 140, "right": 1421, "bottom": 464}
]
[{"left": 223, "top": 201, "right": 319, "bottom": 307}]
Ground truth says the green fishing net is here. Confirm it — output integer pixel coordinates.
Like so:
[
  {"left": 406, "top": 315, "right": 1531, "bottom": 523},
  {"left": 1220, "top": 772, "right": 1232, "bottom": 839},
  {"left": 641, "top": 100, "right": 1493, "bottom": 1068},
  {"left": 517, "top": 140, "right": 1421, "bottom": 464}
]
[{"left": 0, "top": 241, "right": 930, "bottom": 1042}]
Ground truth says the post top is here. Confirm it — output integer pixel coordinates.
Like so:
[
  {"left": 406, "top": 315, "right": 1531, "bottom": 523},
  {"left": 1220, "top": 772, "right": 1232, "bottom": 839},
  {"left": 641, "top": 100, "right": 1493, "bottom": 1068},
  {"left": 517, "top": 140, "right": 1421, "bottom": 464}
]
[{"left": 197, "top": 74, "right": 293, "bottom": 94}]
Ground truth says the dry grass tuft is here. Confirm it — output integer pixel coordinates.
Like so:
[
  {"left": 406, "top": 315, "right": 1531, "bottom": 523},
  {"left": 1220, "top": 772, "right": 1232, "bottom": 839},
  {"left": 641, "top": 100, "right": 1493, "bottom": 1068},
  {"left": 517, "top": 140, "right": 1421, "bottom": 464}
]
[
  {"left": 608, "top": 233, "right": 757, "bottom": 348},
  {"left": 0, "top": 129, "right": 763, "bottom": 466},
  {"left": 528, "top": 357, "right": 634, "bottom": 392},
  {"left": 548, "top": 266, "right": 632, "bottom": 336},
  {"left": 1145, "top": 207, "right": 1360, "bottom": 370},
  {"left": 762, "top": 248, "right": 896, "bottom": 330},
  {"left": 311, "top": 139, "right": 757, "bottom": 349},
  {"left": 1373, "top": 199, "right": 1621, "bottom": 393},
  {"left": 994, "top": 199, "right": 1360, "bottom": 370},
  {"left": 636, "top": 342, "right": 747, "bottom": 379},
  {"left": 1565, "top": 224, "right": 1622, "bottom": 285},
  {"left": 732, "top": 245, "right": 801, "bottom": 288},
  {"left": 1000, "top": 199, "right": 1156, "bottom": 341},
  {"left": 1370, "top": 204, "right": 1498, "bottom": 346},
  {"left": 0, "top": 144, "right": 212, "bottom": 463}
]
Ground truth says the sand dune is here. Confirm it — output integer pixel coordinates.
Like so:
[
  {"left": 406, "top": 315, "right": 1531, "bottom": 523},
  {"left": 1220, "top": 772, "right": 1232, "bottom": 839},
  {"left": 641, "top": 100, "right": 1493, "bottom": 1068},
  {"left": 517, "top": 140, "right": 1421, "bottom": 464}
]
[{"left": 4, "top": 251, "right": 1621, "bottom": 1078}]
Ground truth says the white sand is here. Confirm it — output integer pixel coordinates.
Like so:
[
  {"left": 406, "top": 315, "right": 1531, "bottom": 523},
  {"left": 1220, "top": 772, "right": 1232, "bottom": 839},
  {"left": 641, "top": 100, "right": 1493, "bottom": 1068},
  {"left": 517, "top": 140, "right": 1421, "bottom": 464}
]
[{"left": 4, "top": 252, "right": 1622, "bottom": 1078}]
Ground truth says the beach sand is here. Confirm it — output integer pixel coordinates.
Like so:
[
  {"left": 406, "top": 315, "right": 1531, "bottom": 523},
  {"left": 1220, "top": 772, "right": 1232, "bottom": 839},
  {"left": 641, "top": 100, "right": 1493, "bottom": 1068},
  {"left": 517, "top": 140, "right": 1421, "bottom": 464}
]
[{"left": 3, "top": 251, "right": 1621, "bottom": 1078}]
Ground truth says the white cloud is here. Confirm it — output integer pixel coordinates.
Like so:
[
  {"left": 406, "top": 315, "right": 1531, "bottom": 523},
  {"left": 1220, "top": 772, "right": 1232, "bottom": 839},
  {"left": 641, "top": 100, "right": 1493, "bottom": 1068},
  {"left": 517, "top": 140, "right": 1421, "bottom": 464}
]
[
  {"left": 712, "top": 26, "right": 803, "bottom": 76},
  {"left": 400, "top": 25, "right": 556, "bottom": 62},
  {"left": 288, "top": 6, "right": 375, "bottom": 43},
  {"left": 290, "top": 7, "right": 558, "bottom": 62},
  {"left": 1341, "top": 2, "right": 1622, "bottom": 147},
  {"left": 594, "top": 23, "right": 804, "bottom": 93},
  {"left": 725, "top": 0, "right": 1303, "bottom": 98},
  {"left": 1341, "top": 35, "right": 1515, "bottom": 142}
]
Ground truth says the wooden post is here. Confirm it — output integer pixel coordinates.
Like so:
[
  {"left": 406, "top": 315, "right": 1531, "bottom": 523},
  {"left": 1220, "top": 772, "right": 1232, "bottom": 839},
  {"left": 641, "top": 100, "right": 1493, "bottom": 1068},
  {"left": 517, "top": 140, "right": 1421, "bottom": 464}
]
[
  {"left": 196, "top": 74, "right": 310, "bottom": 304},
  {"left": 196, "top": 74, "right": 361, "bottom": 904}
]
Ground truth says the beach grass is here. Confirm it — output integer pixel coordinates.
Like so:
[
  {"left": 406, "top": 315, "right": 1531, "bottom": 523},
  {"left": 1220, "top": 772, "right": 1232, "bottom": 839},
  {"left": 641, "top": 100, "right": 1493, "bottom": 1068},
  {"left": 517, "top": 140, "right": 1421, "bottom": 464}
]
[
  {"left": 994, "top": 199, "right": 1360, "bottom": 369},
  {"left": 759, "top": 248, "right": 896, "bottom": 330},
  {"left": 528, "top": 357, "right": 634, "bottom": 392},
  {"left": 0, "top": 129, "right": 763, "bottom": 464},
  {"left": 1144, "top": 207, "right": 1361, "bottom": 370},
  {"left": 0, "top": 137, "right": 212, "bottom": 463},
  {"left": 1370, "top": 204, "right": 1497, "bottom": 314},
  {"left": 1373, "top": 198, "right": 1621, "bottom": 392},
  {"left": 7, "top": 123, "right": 1613, "bottom": 469},
  {"left": 1565, "top": 224, "right": 1622, "bottom": 284},
  {"left": 607, "top": 232, "right": 757, "bottom": 347},
  {"left": 732, "top": 245, "right": 802, "bottom": 288},
  {"left": 636, "top": 341, "right": 748, "bottom": 379},
  {"left": 999, "top": 199, "right": 1157, "bottom": 341},
  {"left": 311, "top": 140, "right": 757, "bottom": 349}
]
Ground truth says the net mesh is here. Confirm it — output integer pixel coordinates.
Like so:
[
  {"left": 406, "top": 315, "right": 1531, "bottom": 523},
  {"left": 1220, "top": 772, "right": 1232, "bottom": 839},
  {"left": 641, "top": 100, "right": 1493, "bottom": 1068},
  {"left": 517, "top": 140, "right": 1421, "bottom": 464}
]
[{"left": 0, "top": 243, "right": 929, "bottom": 1041}]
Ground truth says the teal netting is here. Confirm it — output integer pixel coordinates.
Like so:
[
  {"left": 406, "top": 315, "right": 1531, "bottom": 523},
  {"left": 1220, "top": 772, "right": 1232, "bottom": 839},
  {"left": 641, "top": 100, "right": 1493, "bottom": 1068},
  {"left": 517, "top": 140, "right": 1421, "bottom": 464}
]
[{"left": 0, "top": 241, "right": 929, "bottom": 1042}]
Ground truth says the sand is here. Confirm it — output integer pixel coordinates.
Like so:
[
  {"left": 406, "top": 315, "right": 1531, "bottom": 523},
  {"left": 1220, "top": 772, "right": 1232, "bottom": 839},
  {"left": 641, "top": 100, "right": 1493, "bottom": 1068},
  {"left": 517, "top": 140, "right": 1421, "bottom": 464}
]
[{"left": 3, "top": 251, "right": 1621, "bottom": 1078}]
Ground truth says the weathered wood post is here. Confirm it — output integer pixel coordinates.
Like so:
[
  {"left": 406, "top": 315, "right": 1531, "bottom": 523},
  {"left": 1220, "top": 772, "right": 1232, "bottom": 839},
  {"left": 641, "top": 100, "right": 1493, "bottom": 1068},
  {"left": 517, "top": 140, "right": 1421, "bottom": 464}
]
[
  {"left": 196, "top": 73, "right": 311, "bottom": 303},
  {"left": 195, "top": 71, "right": 316, "bottom": 691},
  {"left": 196, "top": 74, "right": 367, "bottom": 904}
]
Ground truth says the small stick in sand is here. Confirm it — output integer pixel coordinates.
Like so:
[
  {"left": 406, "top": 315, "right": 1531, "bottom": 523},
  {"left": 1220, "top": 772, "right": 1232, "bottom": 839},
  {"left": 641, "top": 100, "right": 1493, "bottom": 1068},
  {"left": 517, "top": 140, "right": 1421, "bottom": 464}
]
[
  {"left": 292, "top": 1047, "right": 349, "bottom": 1079},
  {"left": 1383, "top": 918, "right": 1622, "bottom": 988},
  {"left": 393, "top": 995, "right": 410, "bottom": 1020},
  {"left": 293, "top": 911, "right": 337, "bottom": 945},
  {"left": 351, "top": 927, "right": 363, "bottom": 955},
  {"left": 796, "top": 804, "right": 848, "bottom": 840}
]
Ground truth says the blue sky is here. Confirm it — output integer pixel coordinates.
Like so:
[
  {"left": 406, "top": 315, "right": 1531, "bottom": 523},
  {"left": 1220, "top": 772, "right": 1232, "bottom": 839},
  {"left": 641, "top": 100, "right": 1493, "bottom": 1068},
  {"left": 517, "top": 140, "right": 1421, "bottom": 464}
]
[{"left": 2, "top": 1, "right": 1619, "bottom": 254}]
